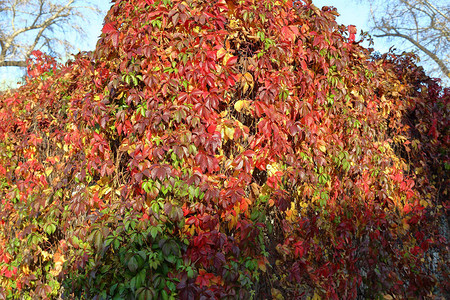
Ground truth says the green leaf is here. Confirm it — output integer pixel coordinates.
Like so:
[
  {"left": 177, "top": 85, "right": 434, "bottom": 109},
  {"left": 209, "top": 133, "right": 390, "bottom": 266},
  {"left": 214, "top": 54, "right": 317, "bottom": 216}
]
[
  {"left": 165, "top": 255, "right": 175, "bottom": 263},
  {"left": 114, "top": 239, "right": 121, "bottom": 250},
  {"left": 187, "top": 266, "right": 194, "bottom": 278},
  {"left": 136, "top": 268, "right": 146, "bottom": 288},
  {"left": 166, "top": 280, "right": 176, "bottom": 292},
  {"left": 320, "top": 191, "right": 329, "bottom": 206},
  {"left": 128, "top": 256, "right": 139, "bottom": 273},
  {"left": 137, "top": 288, "right": 155, "bottom": 300},
  {"left": 342, "top": 160, "right": 350, "bottom": 172},
  {"left": 161, "top": 289, "right": 169, "bottom": 300},
  {"left": 44, "top": 223, "right": 56, "bottom": 235},
  {"left": 130, "top": 276, "right": 137, "bottom": 291}
]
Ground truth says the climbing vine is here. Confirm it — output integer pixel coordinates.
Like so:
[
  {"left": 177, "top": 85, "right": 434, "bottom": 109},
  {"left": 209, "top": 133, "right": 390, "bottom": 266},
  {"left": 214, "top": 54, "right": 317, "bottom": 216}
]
[{"left": 0, "top": 0, "right": 448, "bottom": 299}]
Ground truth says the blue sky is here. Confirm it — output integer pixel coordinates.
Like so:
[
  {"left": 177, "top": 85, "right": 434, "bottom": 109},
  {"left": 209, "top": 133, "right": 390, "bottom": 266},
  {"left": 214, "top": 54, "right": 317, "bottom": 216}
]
[
  {"left": 87, "top": 1, "right": 390, "bottom": 53},
  {"left": 0, "top": 1, "right": 113, "bottom": 89},
  {"left": 83, "top": 2, "right": 114, "bottom": 51},
  {"left": 313, "top": 0, "right": 392, "bottom": 53},
  {"left": 314, "top": 0, "right": 369, "bottom": 29},
  {"left": 90, "top": 1, "right": 389, "bottom": 50},
  {"left": 0, "top": 0, "right": 443, "bottom": 88}
]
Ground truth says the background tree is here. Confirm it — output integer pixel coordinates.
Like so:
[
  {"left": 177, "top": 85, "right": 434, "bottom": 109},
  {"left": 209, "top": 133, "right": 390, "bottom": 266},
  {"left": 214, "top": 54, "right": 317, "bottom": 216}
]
[
  {"left": 0, "top": 0, "right": 100, "bottom": 68},
  {"left": 365, "top": 0, "right": 449, "bottom": 81}
]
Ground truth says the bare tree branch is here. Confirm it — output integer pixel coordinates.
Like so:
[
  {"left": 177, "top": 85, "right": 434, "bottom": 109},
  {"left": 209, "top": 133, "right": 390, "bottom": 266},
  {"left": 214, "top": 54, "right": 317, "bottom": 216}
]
[
  {"left": 364, "top": 0, "right": 449, "bottom": 80},
  {"left": 0, "top": 0, "right": 100, "bottom": 69},
  {"left": 0, "top": 60, "right": 27, "bottom": 67},
  {"left": 375, "top": 31, "right": 450, "bottom": 78}
]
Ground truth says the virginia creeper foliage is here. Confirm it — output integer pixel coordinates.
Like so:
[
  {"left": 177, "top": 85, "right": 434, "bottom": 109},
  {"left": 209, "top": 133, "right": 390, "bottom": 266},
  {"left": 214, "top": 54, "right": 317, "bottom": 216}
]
[{"left": 0, "top": 0, "right": 448, "bottom": 299}]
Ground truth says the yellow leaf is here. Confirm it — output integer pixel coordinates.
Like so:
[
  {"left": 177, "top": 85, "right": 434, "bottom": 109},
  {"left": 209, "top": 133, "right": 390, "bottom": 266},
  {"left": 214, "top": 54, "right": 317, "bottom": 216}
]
[
  {"left": 97, "top": 176, "right": 110, "bottom": 186},
  {"left": 234, "top": 203, "right": 241, "bottom": 214},
  {"left": 41, "top": 250, "right": 52, "bottom": 261},
  {"left": 241, "top": 72, "right": 254, "bottom": 94},
  {"left": 286, "top": 209, "right": 298, "bottom": 223},
  {"left": 267, "top": 163, "right": 281, "bottom": 176},
  {"left": 286, "top": 202, "right": 298, "bottom": 223},
  {"left": 234, "top": 100, "right": 245, "bottom": 112},
  {"left": 419, "top": 199, "right": 429, "bottom": 208},
  {"left": 0, "top": 278, "right": 8, "bottom": 287},
  {"left": 271, "top": 288, "right": 284, "bottom": 300},
  {"left": 242, "top": 82, "right": 250, "bottom": 94},
  {"left": 45, "top": 166, "right": 53, "bottom": 176},
  {"left": 223, "top": 53, "right": 233, "bottom": 65},
  {"left": 229, "top": 19, "right": 240, "bottom": 29},
  {"left": 217, "top": 47, "right": 227, "bottom": 59},
  {"left": 259, "top": 263, "right": 267, "bottom": 272},
  {"left": 298, "top": 198, "right": 309, "bottom": 208},
  {"left": 21, "top": 264, "right": 30, "bottom": 275},
  {"left": 317, "top": 140, "right": 326, "bottom": 153},
  {"left": 227, "top": 213, "right": 238, "bottom": 230},
  {"left": 224, "top": 127, "right": 235, "bottom": 140},
  {"left": 402, "top": 219, "right": 410, "bottom": 231},
  {"left": 243, "top": 72, "right": 253, "bottom": 81},
  {"left": 234, "top": 100, "right": 251, "bottom": 112}
]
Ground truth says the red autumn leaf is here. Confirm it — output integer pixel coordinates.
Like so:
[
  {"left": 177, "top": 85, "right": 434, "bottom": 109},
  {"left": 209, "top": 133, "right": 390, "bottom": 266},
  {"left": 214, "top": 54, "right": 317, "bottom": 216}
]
[
  {"left": 281, "top": 25, "right": 299, "bottom": 43},
  {"left": 403, "top": 203, "right": 412, "bottom": 214},
  {"left": 225, "top": 55, "right": 238, "bottom": 66},
  {"left": 195, "top": 152, "right": 208, "bottom": 173},
  {"left": 31, "top": 50, "right": 43, "bottom": 57},
  {"left": 207, "top": 124, "right": 216, "bottom": 133},
  {"left": 151, "top": 165, "right": 171, "bottom": 180},
  {"left": 348, "top": 25, "right": 356, "bottom": 43},
  {"left": 111, "top": 32, "right": 120, "bottom": 47},
  {"left": 294, "top": 241, "right": 306, "bottom": 258},
  {"left": 102, "top": 23, "right": 116, "bottom": 34}
]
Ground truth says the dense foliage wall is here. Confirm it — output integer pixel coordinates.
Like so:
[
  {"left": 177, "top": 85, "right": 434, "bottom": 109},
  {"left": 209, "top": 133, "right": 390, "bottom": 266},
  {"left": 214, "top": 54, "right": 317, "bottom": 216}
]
[{"left": 0, "top": 0, "right": 448, "bottom": 299}]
